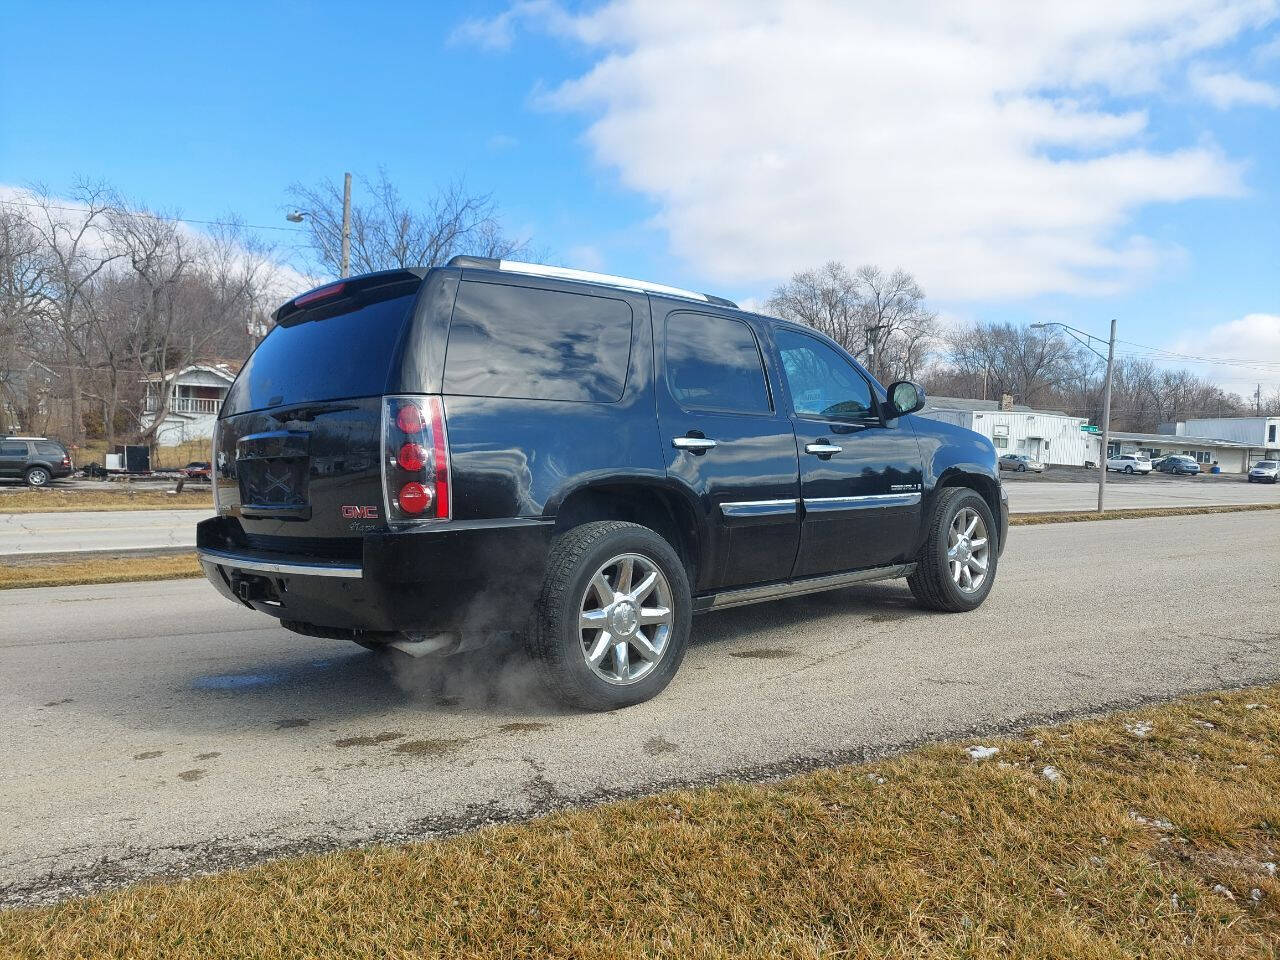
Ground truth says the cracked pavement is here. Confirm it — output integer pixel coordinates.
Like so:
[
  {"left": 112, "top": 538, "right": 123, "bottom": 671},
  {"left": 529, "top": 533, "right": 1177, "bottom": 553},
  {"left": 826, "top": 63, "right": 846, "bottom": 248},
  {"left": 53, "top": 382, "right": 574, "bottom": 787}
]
[{"left": 3, "top": 511, "right": 1279, "bottom": 906}]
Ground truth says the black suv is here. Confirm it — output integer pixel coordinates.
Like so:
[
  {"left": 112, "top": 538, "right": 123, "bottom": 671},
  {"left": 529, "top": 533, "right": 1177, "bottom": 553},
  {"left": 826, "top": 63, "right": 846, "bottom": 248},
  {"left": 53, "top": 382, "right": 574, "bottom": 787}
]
[
  {"left": 0, "top": 436, "right": 73, "bottom": 487},
  {"left": 198, "top": 260, "right": 1007, "bottom": 709}
]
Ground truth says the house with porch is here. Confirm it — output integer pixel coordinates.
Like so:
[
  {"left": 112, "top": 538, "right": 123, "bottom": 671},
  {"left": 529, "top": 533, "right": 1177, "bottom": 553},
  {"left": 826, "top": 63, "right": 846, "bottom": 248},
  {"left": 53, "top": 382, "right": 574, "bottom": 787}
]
[{"left": 140, "top": 362, "right": 238, "bottom": 446}]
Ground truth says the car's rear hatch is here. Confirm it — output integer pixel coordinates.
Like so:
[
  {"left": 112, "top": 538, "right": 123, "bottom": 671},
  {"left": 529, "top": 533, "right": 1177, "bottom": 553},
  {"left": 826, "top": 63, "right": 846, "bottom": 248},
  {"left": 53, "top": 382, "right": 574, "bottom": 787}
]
[{"left": 213, "top": 272, "right": 426, "bottom": 555}]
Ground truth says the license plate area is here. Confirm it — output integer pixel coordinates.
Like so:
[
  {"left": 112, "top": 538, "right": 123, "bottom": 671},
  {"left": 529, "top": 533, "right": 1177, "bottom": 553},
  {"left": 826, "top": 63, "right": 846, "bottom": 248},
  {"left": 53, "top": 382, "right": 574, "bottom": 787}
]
[{"left": 237, "top": 430, "right": 311, "bottom": 519}]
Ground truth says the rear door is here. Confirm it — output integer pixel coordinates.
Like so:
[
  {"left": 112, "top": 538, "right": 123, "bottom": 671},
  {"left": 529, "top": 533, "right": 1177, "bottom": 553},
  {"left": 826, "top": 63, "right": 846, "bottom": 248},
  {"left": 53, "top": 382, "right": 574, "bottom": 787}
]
[
  {"left": 656, "top": 307, "right": 799, "bottom": 590},
  {"left": 771, "top": 326, "right": 923, "bottom": 577},
  {"left": 0, "top": 440, "right": 28, "bottom": 478}
]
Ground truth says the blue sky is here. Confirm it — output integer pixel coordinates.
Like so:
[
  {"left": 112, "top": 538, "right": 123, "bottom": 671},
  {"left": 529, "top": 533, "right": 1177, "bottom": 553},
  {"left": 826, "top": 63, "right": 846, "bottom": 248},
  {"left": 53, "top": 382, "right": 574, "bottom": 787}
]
[{"left": 2, "top": 1, "right": 1278, "bottom": 394}]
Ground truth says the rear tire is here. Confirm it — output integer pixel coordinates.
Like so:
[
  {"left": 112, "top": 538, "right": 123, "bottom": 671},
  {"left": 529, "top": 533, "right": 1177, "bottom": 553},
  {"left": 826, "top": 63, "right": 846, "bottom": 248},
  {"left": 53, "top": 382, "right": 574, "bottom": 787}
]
[
  {"left": 908, "top": 487, "right": 998, "bottom": 612},
  {"left": 24, "top": 466, "right": 50, "bottom": 487},
  {"left": 527, "top": 520, "right": 691, "bottom": 711}
]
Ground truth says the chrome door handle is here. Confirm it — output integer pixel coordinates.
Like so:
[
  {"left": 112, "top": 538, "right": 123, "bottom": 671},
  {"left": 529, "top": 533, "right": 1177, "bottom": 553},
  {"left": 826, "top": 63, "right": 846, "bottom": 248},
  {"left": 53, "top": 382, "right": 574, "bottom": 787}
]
[
  {"left": 672, "top": 436, "right": 717, "bottom": 452},
  {"left": 805, "top": 442, "right": 843, "bottom": 456}
]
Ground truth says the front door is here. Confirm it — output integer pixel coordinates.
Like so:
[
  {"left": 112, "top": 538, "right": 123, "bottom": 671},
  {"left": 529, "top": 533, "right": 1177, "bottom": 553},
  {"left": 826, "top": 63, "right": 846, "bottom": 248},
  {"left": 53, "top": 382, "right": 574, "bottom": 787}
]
[
  {"left": 657, "top": 309, "right": 800, "bottom": 591},
  {"left": 772, "top": 326, "right": 924, "bottom": 578}
]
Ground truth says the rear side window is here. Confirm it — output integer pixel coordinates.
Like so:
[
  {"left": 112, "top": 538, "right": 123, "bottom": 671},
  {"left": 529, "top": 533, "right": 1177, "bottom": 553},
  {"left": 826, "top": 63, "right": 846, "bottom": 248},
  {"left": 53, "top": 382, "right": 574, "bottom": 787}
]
[
  {"left": 0, "top": 441, "right": 27, "bottom": 456},
  {"left": 34, "top": 441, "right": 66, "bottom": 457},
  {"left": 222, "top": 288, "right": 418, "bottom": 416},
  {"left": 444, "top": 281, "right": 633, "bottom": 402},
  {"left": 665, "top": 313, "right": 771, "bottom": 414}
]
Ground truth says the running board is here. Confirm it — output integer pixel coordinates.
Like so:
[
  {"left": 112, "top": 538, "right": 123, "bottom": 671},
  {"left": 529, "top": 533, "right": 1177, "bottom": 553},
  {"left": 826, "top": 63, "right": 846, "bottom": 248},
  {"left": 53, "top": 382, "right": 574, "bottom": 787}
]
[{"left": 693, "top": 563, "right": 916, "bottom": 613}]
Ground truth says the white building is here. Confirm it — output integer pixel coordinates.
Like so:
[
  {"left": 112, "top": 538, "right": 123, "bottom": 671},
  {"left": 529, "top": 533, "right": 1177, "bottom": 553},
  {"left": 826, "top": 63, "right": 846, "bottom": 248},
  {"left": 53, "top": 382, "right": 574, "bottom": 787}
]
[
  {"left": 916, "top": 396, "right": 1100, "bottom": 467},
  {"left": 139, "top": 362, "right": 237, "bottom": 446},
  {"left": 1107, "top": 431, "right": 1264, "bottom": 473},
  {"left": 1169, "top": 416, "right": 1280, "bottom": 460}
]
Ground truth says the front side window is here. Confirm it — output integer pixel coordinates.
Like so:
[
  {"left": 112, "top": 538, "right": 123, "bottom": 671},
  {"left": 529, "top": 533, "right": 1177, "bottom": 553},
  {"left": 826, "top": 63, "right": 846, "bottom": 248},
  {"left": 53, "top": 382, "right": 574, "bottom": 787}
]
[
  {"left": 664, "top": 313, "right": 771, "bottom": 414},
  {"left": 775, "top": 328, "right": 874, "bottom": 421},
  {"left": 445, "top": 281, "right": 633, "bottom": 403}
]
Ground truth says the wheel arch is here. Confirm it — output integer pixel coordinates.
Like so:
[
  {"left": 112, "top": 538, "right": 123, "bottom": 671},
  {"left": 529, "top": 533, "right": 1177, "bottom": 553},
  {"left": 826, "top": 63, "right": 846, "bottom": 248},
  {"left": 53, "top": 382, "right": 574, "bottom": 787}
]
[
  {"left": 933, "top": 467, "right": 1002, "bottom": 537},
  {"left": 547, "top": 478, "right": 705, "bottom": 586}
]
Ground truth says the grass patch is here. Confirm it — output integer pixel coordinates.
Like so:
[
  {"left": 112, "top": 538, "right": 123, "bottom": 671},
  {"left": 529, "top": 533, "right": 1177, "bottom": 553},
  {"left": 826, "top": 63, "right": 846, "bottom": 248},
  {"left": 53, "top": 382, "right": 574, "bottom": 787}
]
[
  {"left": 1011, "top": 502, "right": 1280, "bottom": 525},
  {"left": 0, "top": 552, "right": 201, "bottom": 590},
  {"left": 4, "top": 688, "right": 1280, "bottom": 958},
  {"left": 0, "top": 489, "right": 211, "bottom": 513}
]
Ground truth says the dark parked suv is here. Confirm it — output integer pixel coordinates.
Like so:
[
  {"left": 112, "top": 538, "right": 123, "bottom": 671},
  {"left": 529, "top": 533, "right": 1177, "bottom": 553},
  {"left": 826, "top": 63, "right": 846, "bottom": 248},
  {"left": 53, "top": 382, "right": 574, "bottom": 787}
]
[
  {"left": 0, "top": 436, "right": 74, "bottom": 486},
  {"left": 198, "top": 260, "right": 1008, "bottom": 709}
]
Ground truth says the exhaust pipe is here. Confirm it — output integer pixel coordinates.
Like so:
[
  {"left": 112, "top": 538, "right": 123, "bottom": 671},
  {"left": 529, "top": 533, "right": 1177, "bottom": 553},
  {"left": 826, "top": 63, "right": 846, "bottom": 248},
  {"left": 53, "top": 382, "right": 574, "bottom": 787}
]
[{"left": 387, "top": 631, "right": 462, "bottom": 658}]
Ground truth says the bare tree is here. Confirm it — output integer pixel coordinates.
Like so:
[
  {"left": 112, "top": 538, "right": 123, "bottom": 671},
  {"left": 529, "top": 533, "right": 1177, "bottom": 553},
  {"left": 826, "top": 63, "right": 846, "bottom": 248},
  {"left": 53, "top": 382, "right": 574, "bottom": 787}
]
[
  {"left": 766, "top": 261, "right": 938, "bottom": 381},
  {"left": 17, "top": 182, "right": 123, "bottom": 444},
  {"left": 287, "top": 170, "right": 525, "bottom": 277},
  {"left": 852, "top": 265, "right": 938, "bottom": 383}
]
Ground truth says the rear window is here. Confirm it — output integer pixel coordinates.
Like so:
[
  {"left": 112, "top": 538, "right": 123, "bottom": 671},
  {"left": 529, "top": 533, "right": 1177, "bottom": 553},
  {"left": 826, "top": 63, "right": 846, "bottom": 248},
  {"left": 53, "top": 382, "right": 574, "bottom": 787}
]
[
  {"left": 443, "top": 281, "right": 633, "bottom": 403},
  {"left": 34, "top": 441, "right": 66, "bottom": 457},
  {"left": 221, "top": 288, "right": 418, "bottom": 416}
]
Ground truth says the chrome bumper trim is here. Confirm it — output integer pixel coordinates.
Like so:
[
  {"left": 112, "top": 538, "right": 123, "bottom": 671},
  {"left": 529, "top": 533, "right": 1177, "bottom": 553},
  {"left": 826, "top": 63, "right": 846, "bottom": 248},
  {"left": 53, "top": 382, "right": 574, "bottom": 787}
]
[
  {"left": 197, "top": 548, "right": 363, "bottom": 579},
  {"left": 803, "top": 492, "right": 921, "bottom": 512}
]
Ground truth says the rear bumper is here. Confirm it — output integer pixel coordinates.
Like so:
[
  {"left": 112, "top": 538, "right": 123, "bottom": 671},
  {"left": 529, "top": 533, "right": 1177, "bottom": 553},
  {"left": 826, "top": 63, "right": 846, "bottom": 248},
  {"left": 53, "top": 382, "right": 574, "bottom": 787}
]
[{"left": 197, "top": 515, "right": 554, "bottom": 635}]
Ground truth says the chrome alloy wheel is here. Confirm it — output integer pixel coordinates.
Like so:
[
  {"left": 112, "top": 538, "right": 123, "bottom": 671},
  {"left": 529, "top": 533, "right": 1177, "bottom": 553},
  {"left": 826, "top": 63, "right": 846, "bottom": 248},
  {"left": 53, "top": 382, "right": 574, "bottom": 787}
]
[
  {"left": 947, "top": 506, "right": 990, "bottom": 594},
  {"left": 578, "top": 553, "right": 674, "bottom": 685}
]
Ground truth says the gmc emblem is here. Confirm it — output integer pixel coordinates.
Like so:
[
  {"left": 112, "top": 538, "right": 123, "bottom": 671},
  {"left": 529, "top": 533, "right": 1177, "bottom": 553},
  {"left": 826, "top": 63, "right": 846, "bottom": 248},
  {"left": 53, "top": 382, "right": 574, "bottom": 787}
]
[{"left": 341, "top": 505, "right": 379, "bottom": 519}]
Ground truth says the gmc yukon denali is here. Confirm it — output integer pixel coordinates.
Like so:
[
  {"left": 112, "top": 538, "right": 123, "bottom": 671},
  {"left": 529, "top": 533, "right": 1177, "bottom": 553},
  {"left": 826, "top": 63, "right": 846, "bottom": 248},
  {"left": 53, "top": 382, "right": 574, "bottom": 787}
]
[{"left": 198, "top": 259, "right": 1008, "bottom": 710}]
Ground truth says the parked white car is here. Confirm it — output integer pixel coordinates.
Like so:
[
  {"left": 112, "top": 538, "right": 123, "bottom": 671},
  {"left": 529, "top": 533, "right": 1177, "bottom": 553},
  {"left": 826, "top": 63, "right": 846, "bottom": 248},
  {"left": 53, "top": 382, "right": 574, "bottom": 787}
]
[
  {"left": 1106, "top": 454, "right": 1152, "bottom": 474},
  {"left": 1248, "top": 460, "right": 1278, "bottom": 483}
]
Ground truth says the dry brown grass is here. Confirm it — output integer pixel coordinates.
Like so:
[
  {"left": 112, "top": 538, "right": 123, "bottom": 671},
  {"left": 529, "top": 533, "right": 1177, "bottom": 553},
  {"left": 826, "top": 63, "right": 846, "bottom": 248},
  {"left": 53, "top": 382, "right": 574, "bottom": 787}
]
[
  {"left": 3, "top": 687, "right": 1279, "bottom": 959},
  {"left": 0, "top": 489, "right": 211, "bottom": 513},
  {"left": 0, "top": 553, "right": 201, "bottom": 590},
  {"left": 1011, "top": 502, "right": 1280, "bottom": 525}
]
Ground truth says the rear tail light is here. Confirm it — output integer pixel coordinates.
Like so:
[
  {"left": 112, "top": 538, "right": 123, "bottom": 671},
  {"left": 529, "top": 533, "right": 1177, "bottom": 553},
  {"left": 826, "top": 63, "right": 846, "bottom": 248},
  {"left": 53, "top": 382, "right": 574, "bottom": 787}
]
[{"left": 382, "top": 396, "right": 451, "bottom": 524}]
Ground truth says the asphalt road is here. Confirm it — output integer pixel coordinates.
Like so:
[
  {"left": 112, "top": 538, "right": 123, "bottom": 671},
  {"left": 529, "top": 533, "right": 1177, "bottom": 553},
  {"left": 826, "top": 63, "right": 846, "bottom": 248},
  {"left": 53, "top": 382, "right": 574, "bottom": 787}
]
[
  {"left": 2, "top": 478, "right": 1276, "bottom": 556},
  {"left": 0, "top": 509, "right": 204, "bottom": 555},
  {"left": 4, "top": 511, "right": 1279, "bottom": 905}
]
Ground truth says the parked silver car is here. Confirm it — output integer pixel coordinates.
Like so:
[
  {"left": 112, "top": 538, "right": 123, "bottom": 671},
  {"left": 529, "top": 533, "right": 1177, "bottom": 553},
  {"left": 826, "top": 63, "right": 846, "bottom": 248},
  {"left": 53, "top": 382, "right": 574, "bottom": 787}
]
[
  {"left": 1248, "top": 460, "right": 1278, "bottom": 483},
  {"left": 999, "top": 453, "right": 1044, "bottom": 473}
]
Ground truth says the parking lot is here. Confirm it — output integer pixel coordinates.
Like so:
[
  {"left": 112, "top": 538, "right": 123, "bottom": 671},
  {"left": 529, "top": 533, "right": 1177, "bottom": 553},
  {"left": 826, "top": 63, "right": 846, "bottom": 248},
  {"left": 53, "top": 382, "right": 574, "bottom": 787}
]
[{"left": 4, "top": 510, "right": 1278, "bottom": 905}]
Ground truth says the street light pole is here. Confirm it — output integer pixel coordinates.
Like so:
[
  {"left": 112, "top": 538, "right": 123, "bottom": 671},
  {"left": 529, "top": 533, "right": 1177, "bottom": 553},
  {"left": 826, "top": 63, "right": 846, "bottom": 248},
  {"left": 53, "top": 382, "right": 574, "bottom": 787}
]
[
  {"left": 1096, "top": 317, "right": 1116, "bottom": 513},
  {"left": 340, "top": 172, "right": 351, "bottom": 279},
  {"left": 1029, "top": 318, "right": 1117, "bottom": 513}
]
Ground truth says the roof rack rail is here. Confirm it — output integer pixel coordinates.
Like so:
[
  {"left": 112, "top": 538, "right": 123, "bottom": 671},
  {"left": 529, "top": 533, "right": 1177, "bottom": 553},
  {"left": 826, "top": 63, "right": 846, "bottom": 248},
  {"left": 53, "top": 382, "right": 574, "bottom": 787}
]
[{"left": 447, "top": 256, "right": 738, "bottom": 309}]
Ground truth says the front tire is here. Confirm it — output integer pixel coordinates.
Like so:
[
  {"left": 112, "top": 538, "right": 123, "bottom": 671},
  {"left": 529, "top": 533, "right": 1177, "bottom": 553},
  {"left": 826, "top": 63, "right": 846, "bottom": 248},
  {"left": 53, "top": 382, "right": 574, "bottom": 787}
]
[
  {"left": 527, "top": 520, "right": 691, "bottom": 711},
  {"left": 25, "top": 467, "right": 50, "bottom": 487},
  {"left": 908, "top": 487, "right": 998, "bottom": 612},
  {"left": 1124, "top": 465, "right": 1134, "bottom": 474}
]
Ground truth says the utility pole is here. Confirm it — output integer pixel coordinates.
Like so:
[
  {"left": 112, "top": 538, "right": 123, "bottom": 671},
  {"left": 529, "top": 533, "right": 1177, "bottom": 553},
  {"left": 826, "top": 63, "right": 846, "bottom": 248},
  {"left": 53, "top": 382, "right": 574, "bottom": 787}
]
[
  {"left": 340, "top": 171, "right": 352, "bottom": 279},
  {"left": 1256, "top": 383, "right": 1263, "bottom": 416},
  {"left": 1030, "top": 318, "right": 1117, "bottom": 513}
]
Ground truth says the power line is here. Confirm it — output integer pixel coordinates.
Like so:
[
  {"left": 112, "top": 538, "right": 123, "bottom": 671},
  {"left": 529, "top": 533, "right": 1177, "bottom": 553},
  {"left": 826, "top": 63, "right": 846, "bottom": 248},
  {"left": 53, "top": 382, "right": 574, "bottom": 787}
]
[{"left": 0, "top": 197, "right": 306, "bottom": 235}]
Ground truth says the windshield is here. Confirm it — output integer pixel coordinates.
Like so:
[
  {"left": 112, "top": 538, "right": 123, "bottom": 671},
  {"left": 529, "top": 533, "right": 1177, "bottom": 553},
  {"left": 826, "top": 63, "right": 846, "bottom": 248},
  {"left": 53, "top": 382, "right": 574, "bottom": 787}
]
[
  {"left": 1257, "top": 461, "right": 1277, "bottom": 468},
  {"left": 221, "top": 288, "right": 418, "bottom": 417}
]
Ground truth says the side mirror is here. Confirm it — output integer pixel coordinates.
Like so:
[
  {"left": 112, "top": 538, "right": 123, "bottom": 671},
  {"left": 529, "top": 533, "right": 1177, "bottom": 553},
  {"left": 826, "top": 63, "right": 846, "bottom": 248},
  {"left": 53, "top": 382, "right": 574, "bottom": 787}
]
[{"left": 886, "top": 380, "right": 926, "bottom": 419}]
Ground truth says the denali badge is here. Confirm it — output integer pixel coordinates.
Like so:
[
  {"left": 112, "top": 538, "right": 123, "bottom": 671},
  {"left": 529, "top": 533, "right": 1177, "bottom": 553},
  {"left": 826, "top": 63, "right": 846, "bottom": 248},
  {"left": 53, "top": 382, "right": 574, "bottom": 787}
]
[{"left": 341, "top": 505, "right": 379, "bottom": 519}]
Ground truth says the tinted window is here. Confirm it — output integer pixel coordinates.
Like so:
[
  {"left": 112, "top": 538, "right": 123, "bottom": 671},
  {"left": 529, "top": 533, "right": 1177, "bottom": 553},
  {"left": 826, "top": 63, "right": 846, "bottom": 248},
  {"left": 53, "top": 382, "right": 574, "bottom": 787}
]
[
  {"left": 444, "top": 281, "right": 633, "bottom": 402},
  {"left": 34, "top": 441, "right": 66, "bottom": 457},
  {"left": 665, "top": 313, "right": 771, "bottom": 414},
  {"left": 775, "top": 328, "right": 874, "bottom": 420},
  {"left": 0, "top": 441, "right": 27, "bottom": 456},
  {"left": 222, "top": 289, "right": 418, "bottom": 416}
]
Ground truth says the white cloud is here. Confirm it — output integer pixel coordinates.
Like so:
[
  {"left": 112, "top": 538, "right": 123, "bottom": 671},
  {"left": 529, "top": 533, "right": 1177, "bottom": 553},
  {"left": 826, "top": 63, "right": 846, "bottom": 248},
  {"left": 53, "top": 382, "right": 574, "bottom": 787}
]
[
  {"left": 1189, "top": 64, "right": 1280, "bottom": 106},
  {"left": 1166, "top": 312, "right": 1280, "bottom": 392},
  {"left": 461, "top": 0, "right": 1276, "bottom": 300}
]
